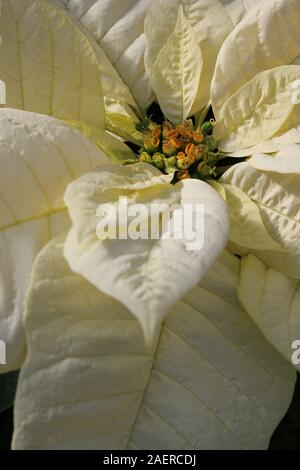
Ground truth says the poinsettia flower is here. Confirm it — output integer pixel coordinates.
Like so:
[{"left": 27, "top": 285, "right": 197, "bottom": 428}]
[
  {"left": 0, "top": 0, "right": 298, "bottom": 451},
  {"left": 63, "top": 162, "right": 228, "bottom": 342},
  {"left": 0, "top": 0, "right": 234, "bottom": 371}
]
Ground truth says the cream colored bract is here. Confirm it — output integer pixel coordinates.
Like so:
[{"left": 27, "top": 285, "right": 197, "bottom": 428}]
[
  {"left": 0, "top": 0, "right": 299, "bottom": 451},
  {"left": 13, "top": 238, "right": 295, "bottom": 449},
  {"left": 63, "top": 163, "right": 229, "bottom": 342},
  {"left": 0, "top": 108, "right": 109, "bottom": 372}
]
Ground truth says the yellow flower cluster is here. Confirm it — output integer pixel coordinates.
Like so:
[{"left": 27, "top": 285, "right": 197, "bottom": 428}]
[{"left": 132, "top": 119, "right": 220, "bottom": 182}]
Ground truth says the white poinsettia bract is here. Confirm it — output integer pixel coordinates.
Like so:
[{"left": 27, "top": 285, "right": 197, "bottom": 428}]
[{"left": 0, "top": 0, "right": 299, "bottom": 450}]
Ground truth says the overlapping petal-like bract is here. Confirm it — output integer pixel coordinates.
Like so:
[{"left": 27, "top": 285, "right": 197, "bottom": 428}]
[
  {"left": 145, "top": 0, "right": 233, "bottom": 122},
  {"left": 64, "top": 163, "right": 229, "bottom": 343},
  {"left": 239, "top": 255, "right": 300, "bottom": 372},
  {"left": 149, "top": 6, "right": 203, "bottom": 124},
  {"left": 0, "top": 0, "right": 135, "bottom": 126},
  {"left": 221, "top": 183, "right": 283, "bottom": 252},
  {"left": 249, "top": 144, "right": 300, "bottom": 174},
  {"left": 221, "top": 161, "right": 300, "bottom": 279},
  {"left": 54, "top": 0, "right": 153, "bottom": 110},
  {"left": 212, "top": 0, "right": 300, "bottom": 165},
  {"left": 12, "top": 238, "right": 295, "bottom": 449},
  {"left": 0, "top": 109, "right": 109, "bottom": 373},
  {"left": 0, "top": 0, "right": 299, "bottom": 451},
  {"left": 212, "top": 0, "right": 300, "bottom": 118},
  {"left": 54, "top": 0, "right": 255, "bottom": 111},
  {"left": 214, "top": 65, "right": 300, "bottom": 152}
]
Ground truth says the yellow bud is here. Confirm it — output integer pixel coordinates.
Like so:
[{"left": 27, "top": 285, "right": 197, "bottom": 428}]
[
  {"left": 176, "top": 125, "right": 192, "bottom": 139},
  {"left": 139, "top": 152, "right": 152, "bottom": 163},
  {"left": 192, "top": 131, "right": 204, "bottom": 145},
  {"left": 194, "top": 144, "right": 206, "bottom": 161},
  {"left": 163, "top": 138, "right": 180, "bottom": 157},
  {"left": 162, "top": 121, "right": 174, "bottom": 139},
  {"left": 151, "top": 127, "right": 161, "bottom": 139},
  {"left": 185, "top": 143, "right": 196, "bottom": 155},
  {"left": 144, "top": 135, "right": 160, "bottom": 154},
  {"left": 176, "top": 152, "right": 194, "bottom": 170},
  {"left": 177, "top": 170, "right": 190, "bottom": 180}
]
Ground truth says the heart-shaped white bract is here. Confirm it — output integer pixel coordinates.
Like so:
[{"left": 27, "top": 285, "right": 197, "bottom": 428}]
[{"left": 64, "top": 163, "right": 229, "bottom": 343}]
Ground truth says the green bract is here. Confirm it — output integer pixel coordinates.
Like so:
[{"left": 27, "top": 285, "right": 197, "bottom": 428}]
[{"left": 0, "top": 0, "right": 299, "bottom": 450}]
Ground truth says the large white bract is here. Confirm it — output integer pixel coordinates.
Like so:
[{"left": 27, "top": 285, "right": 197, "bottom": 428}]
[{"left": 0, "top": 0, "right": 299, "bottom": 450}]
